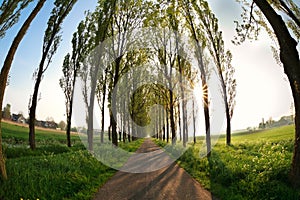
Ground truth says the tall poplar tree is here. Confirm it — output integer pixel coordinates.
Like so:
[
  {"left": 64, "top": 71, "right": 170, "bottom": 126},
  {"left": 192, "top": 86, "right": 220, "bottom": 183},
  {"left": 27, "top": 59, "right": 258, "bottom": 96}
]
[
  {"left": 60, "top": 21, "right": 89, "bottom": 147},
  {"left": 0, "top": 0, "right": 46, "bottom": 179},
  {"left": 28, "top": 0, "right": 77, "bottom": 150}
]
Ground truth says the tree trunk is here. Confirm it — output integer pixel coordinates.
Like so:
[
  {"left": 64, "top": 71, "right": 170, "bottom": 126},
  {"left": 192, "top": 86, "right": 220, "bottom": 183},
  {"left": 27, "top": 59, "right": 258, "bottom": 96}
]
[
  {"left": 111, "top": 57, "right": 122, "bottom": 146},
  {"left": 217, "top": 54, "right": 231, "bottom": 146},
  {"left": 126, "top": 73, "right": 131, "bottom": 142},
  {"left": 108, "top": 124, "right": 111, "bottom": 141},
  {"left": 122, "top": 100, "right": 126, "bottom": 143},
  {"left": 253, "top": 0, "right": 300, "bottom": 188},
  {"left": 167, "top": 53, "right": 176, "bottom": 144},
  {"left": 66, "top": 75, "right": 75, "bottom": 147},
  {"left": 182, "top": 100, "right": 187, "bottom": 147},
  {"left": 87, "top": 73, "right": 97, "bottom": 151},
  {"left": 111, "top": 97, "right": 118, "bottom": 146},
  {"left": 177, "top": 103, "right": 182, "bottom": 141},
  {"left": 178, "top": 58, "right": 187, "bottom": 146},
  {"left": 29, "top": 84, "right": 38, "bottom": 150},
  {"left": 101, "top": 97, "right": 105, "bottom": 143},
  {"left": 101, "top": 72, "right": 107, "bottom": 143},
  {"left": 66, "top": 63, "right": 80, "bottom": 147},
  {"left": 159, "top": 104, "right": 162, "bottom": 139},
  {"left": 87, "top": 102, "right": 94, "bottom": 151},
  {"left": 156, "top": 109, "right": 159, "bottom": 139},
  {"left": 225, "top": 100, "right": 231, "bottom": 146},
  {"left": 186, "top": 10, "right": 211, "bottom": 157},
  {"left": 0, "top": 0, "right": 45, "bottom": 179},
  {"left": 203, "top": 83, "right": 211, "bottom": 157},
  {"left": 166, "top": 109, "right": 169, "bottom": 143},
  {"left": 88, "top": 46, "right": 107, "bottom": 151},
  {"left": 169, "top": 89, "right": 176, "bottom": 145},
  {"left": 131, "top": 105, "right": 135, "bottom": 141},
  {"left": 29, "top": 43, "right": 49, "bottom": 150},
  {"left": 162, "top": 106, "right": 166, "bottom": 141},
  {"left": 66, "top": 113, "right": 71, "bottom": 147},
  {"left": 123, "top": 131, "right": 126, "bottom": 143},
  {"left": 127, "top": 122, "right": 131, "bottom": 142},
  {"left": 193, "top": 98, "right": 196, "bottom": 144}
]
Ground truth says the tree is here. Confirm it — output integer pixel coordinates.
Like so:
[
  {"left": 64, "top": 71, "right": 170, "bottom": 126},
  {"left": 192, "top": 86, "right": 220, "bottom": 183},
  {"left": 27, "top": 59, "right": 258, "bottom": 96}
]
[
  {"left": 96, "top": 69, "right": 109, "bottom": 143},
  {"left": 80, "top": 0, "right": 116, "bottom": 151},
  {"left": 170, "top": 2, "right": 194, "bottom": 146},
  {"left": 190, "top": 1, "right": 236, "bottom": 145},
  {"left": 224, "top": 52, "right": 236, "bottom": 137},
  {"left": 28, "top": 0, "right": 77, "bottom": 150},
  {"left": 146, "top": 0, "right": 181, "bottom": 145},
  {"left": 236, "top": 0, "right": 300, "bottom": 187},
  {"left": 58, "top": 120, "right": 66, "bottom": 130},
  {"left": 182, "top": 0, "right": 212, "bottom": 157},
  {"left": 151, "top": 27, "right": 176, "bottom": 144},
  {"left": 119, "top": 50, "right": 149, "bottom": 141},
  {"left": 60, "top": 21, "right": 89, "bottom": 147},
  {"left": 70, "top": 127, "right": 77, "bottom": 132},
  {"left": 0, "top": 0, "right": 33, "bottom": 39},
  {"left": 108, "top": 0, "right": 146, "bottom": 146},
  {"left": 0, "top": 0, "right": 46, "bottom": 180},
  {"left": 144, "top": 0, "right": 196, "bottom": 146},
  {"left": 167, "top": 1, "right": 180, "bottom": 145},
  {"left": 254, "top": 0, "right": 300, "bottom": 189},
  {"left": 2, "top": 104, "right": 11, "bottom": 120},
  {"left": 60, "top": 54, "right": 72, "bottom": 145}
]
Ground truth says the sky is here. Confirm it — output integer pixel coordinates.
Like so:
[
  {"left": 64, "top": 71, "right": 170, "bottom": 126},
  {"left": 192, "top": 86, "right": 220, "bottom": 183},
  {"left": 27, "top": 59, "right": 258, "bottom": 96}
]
[{"left": 0, "top": 0, "right": 297, "bottom": 132}]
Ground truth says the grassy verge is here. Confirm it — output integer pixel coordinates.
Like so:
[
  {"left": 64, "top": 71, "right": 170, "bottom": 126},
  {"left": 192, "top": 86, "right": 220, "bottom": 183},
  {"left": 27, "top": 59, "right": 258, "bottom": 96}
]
[
  {"left": 1, "top": 150, "right": 116, "bottom": 200},
  {"left": 0, "top": 122, "right": 144, "bottom": 200},
  {"left": 154, "top": 125, "right": 300, "bottom": 200}
]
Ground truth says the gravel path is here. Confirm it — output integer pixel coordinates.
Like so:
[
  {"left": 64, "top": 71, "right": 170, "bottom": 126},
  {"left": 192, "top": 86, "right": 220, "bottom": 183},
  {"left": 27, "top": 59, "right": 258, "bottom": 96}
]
[{"left": 93, "top": 139, "right": 215, "bottom": 200}]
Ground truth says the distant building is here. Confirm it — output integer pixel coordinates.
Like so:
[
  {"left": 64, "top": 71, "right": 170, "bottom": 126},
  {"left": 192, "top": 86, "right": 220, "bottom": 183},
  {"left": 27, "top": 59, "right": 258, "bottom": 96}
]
[
  {"left": 45, "top": 121, "right": 58, "bottom": 129},
  {"left": 259, "top": 115, "right": 294, "bottom": 129},
  {"left": 35, "top": 120, "right": 58, "bottom": 129},
  {"left": 11, "top": 114, "right": 26, "bottom": 124}
]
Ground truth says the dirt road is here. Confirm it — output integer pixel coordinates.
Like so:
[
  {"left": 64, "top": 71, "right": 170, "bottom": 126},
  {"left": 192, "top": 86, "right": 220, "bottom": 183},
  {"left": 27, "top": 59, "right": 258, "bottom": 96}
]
[{"left": 94, "top": 139, "right": 215, "bottom": 200}]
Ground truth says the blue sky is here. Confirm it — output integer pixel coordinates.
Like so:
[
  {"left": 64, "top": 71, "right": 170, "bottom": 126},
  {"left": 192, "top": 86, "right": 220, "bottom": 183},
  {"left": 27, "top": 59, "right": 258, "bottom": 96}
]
[
  {"left": 0, "top": 0, "right": 296, "bottom": 131},
  {"left": 0, "top": 0, "right": 97, "bottom": 124}
]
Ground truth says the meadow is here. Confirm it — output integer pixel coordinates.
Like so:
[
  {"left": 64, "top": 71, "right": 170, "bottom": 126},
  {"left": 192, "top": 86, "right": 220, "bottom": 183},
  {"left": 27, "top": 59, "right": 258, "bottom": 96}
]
[
  {"left": 0, "top": 122, "right": 143, "bottom": 200},
  {"left": 175, "top": 125, "right": 300, "bottom": 200},
  {"left": 1, "top": 122, "right": 300, "bottom": 199}
]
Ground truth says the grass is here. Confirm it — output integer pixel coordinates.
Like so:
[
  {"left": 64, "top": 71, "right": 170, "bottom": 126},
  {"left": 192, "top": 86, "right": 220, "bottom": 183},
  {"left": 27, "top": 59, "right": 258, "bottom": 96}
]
[
  {"left": 155, "top": 125, "right": 300, "bottom": 200},
  {"left": 2, "top": 121, "right": 299, "bottom": 199},
  {"left": 1, "top": 150, "right": 116, "bottom": 200},
  {"left": 229, "top": 125, "right": 295, "bottom": 141},
  {"left": 0, "top": 121, "right": 144, "bottom": 200},
  {"left": 1, "top": 122, "right": 81, "bottom": 146}
]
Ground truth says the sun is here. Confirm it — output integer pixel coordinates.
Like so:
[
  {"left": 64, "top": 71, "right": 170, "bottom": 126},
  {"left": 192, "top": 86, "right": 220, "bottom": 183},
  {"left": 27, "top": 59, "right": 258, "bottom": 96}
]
[{"left": 193, "top": 83, "right": 208, "bottom": 106}]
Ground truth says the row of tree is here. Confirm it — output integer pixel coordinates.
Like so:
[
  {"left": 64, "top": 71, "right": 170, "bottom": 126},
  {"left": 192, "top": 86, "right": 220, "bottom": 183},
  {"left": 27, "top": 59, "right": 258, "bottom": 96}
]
[{"left": 58, "top": 0, "right": 236, "bottom": 153}]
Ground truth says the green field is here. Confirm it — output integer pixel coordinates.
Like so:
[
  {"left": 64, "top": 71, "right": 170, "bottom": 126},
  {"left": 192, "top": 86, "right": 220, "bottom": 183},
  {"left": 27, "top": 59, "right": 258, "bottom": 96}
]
[
  {"left": 1, "top": 122, "right": 299, "bottom": 199},
  {"left": 0, "top": 122, "right": 143, "bottom": 200},
  {"left": 176, "top": 125, "right": 299, "bottom": 200}
]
